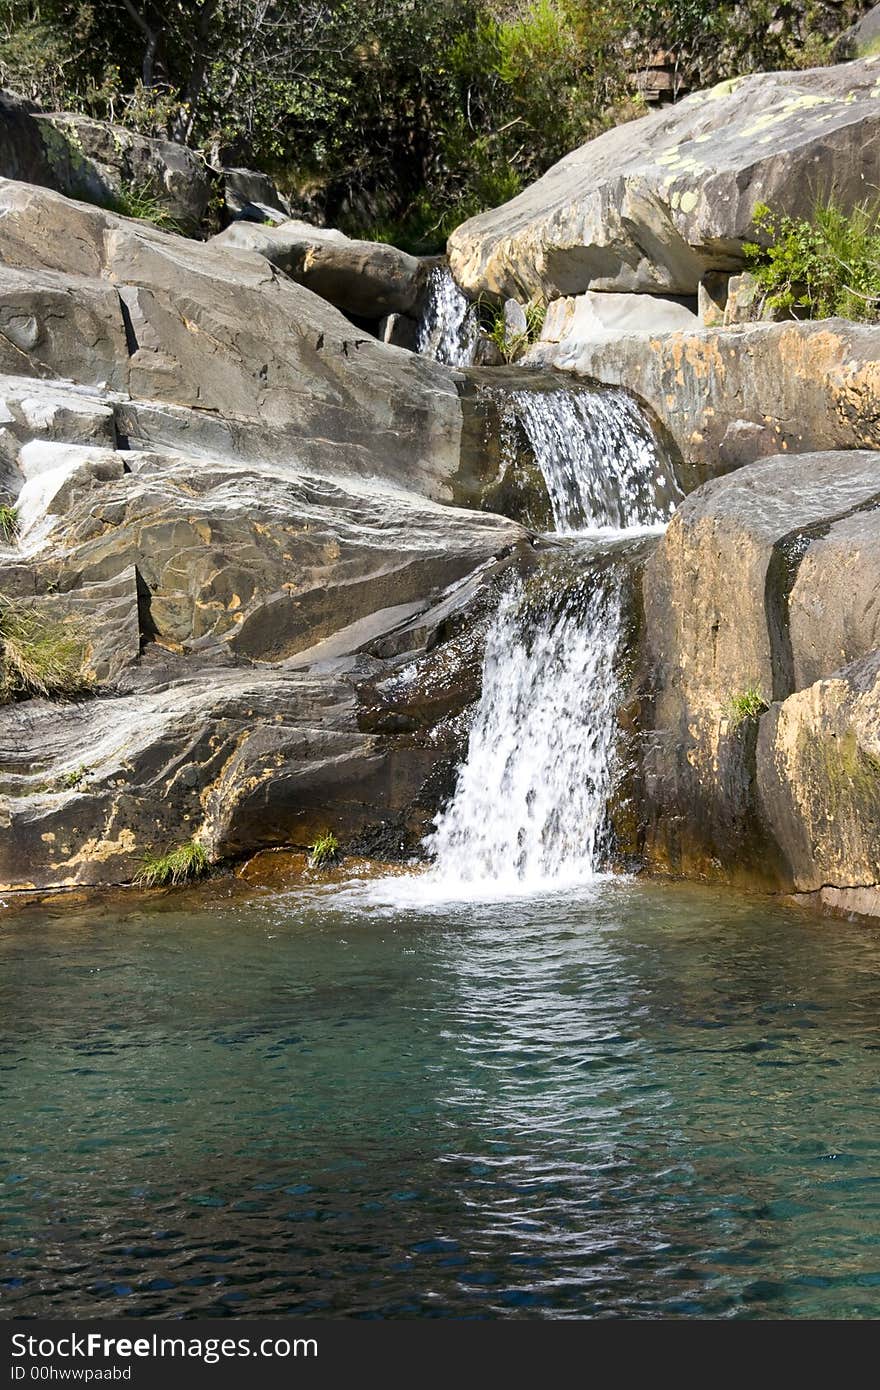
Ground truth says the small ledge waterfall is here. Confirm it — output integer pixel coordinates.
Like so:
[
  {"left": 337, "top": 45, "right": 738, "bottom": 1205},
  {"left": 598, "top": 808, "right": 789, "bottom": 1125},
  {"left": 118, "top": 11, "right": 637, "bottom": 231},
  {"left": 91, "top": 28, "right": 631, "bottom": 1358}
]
[
  {"left": 416, "top": 266, "right": 481, "bottom": 367},
  {"left": 426, "top": 570, "right": 625, "bottom": 892},
  {"left": 488, "top": 383, "right": 681, "bottom": 532},
  {"left": 425, "top": 352, "right": 677, "bottom": 894}
]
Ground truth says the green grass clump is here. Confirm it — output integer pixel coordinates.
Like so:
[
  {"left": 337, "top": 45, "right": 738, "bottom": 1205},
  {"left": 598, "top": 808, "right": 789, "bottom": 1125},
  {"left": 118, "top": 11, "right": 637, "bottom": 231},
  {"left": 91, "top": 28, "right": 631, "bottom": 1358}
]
[
  {"left": 0, "top": 506, "right": 18, "bottom": 544},
  {"left": 483, "top": 295, "right": 547, "bottom": 363},
  {"left": 744, "top": 197, "right": 880, "bottom": 323},
  {"left": 724, "top": 687, "right": 769, "bottom": 729},
  {"left": 59, "top": 764, "right": 89, "bottom": 790},
  {"left": 135, "top": 839, "right": 209, "bottom": 888},
  {"left": 112, "top": 178, "right": 184, "bottom": 234},
  {"left": 0, "top": 596, "right": 92, "bottom": 702},
  {"left": 308, "top": 830, "right": 340, "bottom": 869}
]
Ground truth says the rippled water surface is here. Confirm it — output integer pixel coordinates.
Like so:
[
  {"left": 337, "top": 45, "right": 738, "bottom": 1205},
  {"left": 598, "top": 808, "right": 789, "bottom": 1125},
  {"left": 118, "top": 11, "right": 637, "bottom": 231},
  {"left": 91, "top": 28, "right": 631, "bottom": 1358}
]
[{"left": 3, "top": 877, "right": 880, "bottom": 1319}]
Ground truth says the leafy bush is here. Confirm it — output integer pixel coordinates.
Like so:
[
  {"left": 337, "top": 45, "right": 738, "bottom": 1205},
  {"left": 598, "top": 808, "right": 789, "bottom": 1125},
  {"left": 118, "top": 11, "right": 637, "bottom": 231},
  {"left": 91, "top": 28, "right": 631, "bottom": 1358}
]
[
  {"left": 0, "top": 597, "right": 93, "bottom": 702},
  {"left": 744, "top": 199, "right": 880, "bottom": 323},
  {"left": 135, "top": 840, "right": 209, "bottom": 888}
]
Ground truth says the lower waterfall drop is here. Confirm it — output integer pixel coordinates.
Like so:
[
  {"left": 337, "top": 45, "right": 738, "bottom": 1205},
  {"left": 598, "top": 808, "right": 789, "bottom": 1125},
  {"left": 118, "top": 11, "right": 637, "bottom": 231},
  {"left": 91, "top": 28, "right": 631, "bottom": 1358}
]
[
  {"left": 427, "top": 382, "right": 674, "bottom": 894},
  {"left": 426, "top": 570, "right": 624, "bottom": 892}
]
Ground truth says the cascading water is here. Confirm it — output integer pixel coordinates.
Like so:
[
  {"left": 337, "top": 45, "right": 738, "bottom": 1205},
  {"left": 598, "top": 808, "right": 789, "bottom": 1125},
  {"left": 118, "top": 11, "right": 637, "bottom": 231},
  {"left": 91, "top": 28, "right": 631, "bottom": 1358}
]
[
  {"left": 494, "top": 385, "right": 681, "bottom": 532},
  {"left": 415, "top": 266, "right": 480, "bottom": 367},
  {"left": 425, "top": 570, "right": 624, "bottom": 892},
  {"left": 426, "top": 381, "right": 677, "bottom": 895}
]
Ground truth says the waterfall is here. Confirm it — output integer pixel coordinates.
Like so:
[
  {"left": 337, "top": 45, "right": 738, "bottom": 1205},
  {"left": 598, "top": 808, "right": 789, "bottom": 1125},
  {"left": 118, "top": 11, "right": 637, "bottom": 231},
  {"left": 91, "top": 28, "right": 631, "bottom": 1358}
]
[
  {"left": 415, "top": 266, "right": 480, "bottom": 367},
  {"left": 426, "top": 569, "right": 624, "bottom": 893},
  {"left": 427, "top": 385, "right": 672, "bottom": 895},
  {"left": 494, "top": 385, "right": 681, "bottom": 532}
]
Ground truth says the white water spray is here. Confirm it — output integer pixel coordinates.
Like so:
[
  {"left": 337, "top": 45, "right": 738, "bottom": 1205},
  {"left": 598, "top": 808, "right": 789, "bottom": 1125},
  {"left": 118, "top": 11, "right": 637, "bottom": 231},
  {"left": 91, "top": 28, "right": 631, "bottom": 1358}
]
[
  {"left": 496, "top": 386, "right": 681, "bottom": 532},
  {"left": 426, "top": 572, "right": 624, "bottom": 893}
]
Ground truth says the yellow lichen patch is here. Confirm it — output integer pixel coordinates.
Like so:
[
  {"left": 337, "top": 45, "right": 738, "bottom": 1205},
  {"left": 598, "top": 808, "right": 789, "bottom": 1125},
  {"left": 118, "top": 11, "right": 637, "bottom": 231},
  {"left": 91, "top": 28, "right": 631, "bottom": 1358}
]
[
  {"left": 681, "top": 334, "right": 726, "bottom": 383},
  {"left": 679, "top": 190, "right": 699, "bottom": 214},
  {"left": 740, "top": 93, "right": 836, "bottom": 139},
  {"left": 708, "top": 77, "right": 745, "bottom": 99},
  {"left": 50, "top": 827, "right": 137, "bottom": 870}
]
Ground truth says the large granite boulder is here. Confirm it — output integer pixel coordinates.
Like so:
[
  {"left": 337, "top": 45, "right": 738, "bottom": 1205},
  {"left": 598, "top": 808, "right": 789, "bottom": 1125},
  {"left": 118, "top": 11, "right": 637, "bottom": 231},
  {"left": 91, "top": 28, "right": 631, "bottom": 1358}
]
[
  {"left": 0, "top": 179, "right": 462, "bottom": 499},
  {"left": 631, "top": 449, "right": 880, "bottom": 906},
  {"left": 448, "top": 58, "right": 880, "bottom": 300},
  {"left": 527, "top": 316, "right": 880, "bottom": 480},
  {"left": 0, "top": 96, "right": 212, "bottom": 233},
  {"left": 210, "top": 219, "right": 432, "bottom": 320}
]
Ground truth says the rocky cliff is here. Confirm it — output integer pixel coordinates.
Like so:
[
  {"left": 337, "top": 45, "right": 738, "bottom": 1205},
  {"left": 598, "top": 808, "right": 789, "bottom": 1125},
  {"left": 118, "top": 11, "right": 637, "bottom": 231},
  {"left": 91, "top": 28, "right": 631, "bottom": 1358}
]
[{"left": 0, "top": 177, "right": 539, "bottom": 890}]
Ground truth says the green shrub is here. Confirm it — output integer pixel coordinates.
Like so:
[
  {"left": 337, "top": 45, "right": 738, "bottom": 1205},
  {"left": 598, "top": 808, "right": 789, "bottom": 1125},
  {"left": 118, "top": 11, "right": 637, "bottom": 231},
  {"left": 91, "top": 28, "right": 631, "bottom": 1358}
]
[
  {"left": 135, "top": 839, "right": 209, "bottom": 888},
  {"left": 744, "top": 198, "right": 880, "bottom": 323},
  {"left": 308, "top": 830, "right": 340, "bottom": 869},
  {"left": 724, "top": 686, "right": 769, "bottom": 729},
  {"left": 0, "top": 596, "right": 93, "bottom": 702},
  {"left": 0, "top": 505, "right": 18, "bottom": 544}
]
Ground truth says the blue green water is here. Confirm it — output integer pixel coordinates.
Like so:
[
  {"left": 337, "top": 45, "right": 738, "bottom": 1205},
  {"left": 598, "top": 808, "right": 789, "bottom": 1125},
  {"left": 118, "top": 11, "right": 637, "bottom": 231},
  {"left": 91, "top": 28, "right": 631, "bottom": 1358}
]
[{"left": 2, "top": 875, "right": 880, "bottom": 1319}]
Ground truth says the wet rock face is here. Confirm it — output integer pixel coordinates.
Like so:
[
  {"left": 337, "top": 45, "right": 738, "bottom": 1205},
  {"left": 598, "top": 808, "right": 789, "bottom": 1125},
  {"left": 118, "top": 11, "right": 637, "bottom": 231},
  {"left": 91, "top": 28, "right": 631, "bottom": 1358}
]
[
  {"left": 448, "top": 58, "right": 880, "bottom": 301},
  {"left": 632, "top": 450, "right": 880, "bottom": 901}
]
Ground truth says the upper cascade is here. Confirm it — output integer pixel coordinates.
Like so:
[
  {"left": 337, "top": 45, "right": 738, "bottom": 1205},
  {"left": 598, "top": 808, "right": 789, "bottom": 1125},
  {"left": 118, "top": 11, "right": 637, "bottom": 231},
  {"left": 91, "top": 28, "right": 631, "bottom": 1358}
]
[{"left": 415, "top": 265, "right": 481, "bottom": 367}]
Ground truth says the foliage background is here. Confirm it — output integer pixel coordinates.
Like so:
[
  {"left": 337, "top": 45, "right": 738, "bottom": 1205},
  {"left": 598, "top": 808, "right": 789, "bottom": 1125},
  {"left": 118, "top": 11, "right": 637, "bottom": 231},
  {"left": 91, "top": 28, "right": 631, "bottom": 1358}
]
[{"left": 0, "top": 1, "right": 870, "bottom": 249}]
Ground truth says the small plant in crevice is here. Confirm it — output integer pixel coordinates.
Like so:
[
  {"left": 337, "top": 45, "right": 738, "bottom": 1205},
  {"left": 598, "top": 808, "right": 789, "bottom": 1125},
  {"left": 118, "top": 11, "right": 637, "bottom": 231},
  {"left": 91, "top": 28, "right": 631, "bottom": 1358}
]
[
  {"left": 724, "top": 686, "right": 769, "bottom": 729},
  {"left": 308, "top": 831, "right": 341, "bottom": 870},
  {"left": 481, "top": 294, "right": 547, "bottom": 363},
  {"left": 58, "top": 764, "right": 90, "bottom": 790},
  {"left": 135, "top": 839, "right": 209, "bottom": 888},
  {"left": 0, "top": 506, "right": 18, "bottom": 544},
  {"left": 112, "top": 177, "right": 184, "bottom": 234},
  {"left": 0, "top": 597, "right": 93, "bottom": 703},
  {"left": 743, "top": 197, "right": 880, "bottom": 323}
]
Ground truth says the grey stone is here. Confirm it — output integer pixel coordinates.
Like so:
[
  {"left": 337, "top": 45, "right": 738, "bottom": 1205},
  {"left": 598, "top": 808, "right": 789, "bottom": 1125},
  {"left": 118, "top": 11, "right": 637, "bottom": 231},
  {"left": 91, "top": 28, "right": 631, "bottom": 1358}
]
[
  {"left": 222, "top": 166, "right": 291, "bottom": 224},
  {"left": 210, "top": 218, "right": 431, "bottom": 318},
  {"left": 630, "top": 449, "right": 880, "bottom": 895},
  {"left": 448, "top": 58, "right": 880, "bottom": 299}
]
